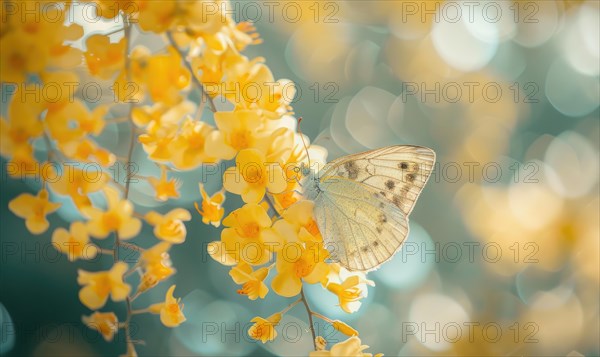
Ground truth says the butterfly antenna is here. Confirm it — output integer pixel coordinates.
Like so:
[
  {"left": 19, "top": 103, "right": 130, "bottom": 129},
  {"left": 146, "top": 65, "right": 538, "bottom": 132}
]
[{"left": 297, "top": 117, "right": 312, "bottom": 173}]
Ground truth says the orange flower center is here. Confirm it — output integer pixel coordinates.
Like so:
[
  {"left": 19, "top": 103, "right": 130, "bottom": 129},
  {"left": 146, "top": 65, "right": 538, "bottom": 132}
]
[
  {"left": 237, "top": 281, "right": 256, "bottom": 296},
  {"left": 189, "top": 133, "right": 205, "bottom": 150},
  {"left": 294, "top": 258, "right": 313, "bottom": 278},
  {"left": 230, "top": 130, "right": 252, "bottom": 151},
  {"left": 69, "top": 236, "right": 84, "bottom": 256},
  {"left": 305, "top": 219, "right": 320, "bottom": 237},
  {"left": 32, "top": 203, "right": 46, "bottom": 219},
  {"left": 242, "top": 165, "right": 265, "bottom": 185},
  {"left": 93, "top": 275, "right": 112, "bottom": 297},
  {"left": 10, "top": 127, "right": 29, "bottom": 144},
  {"left": 240, "top": 222, "right": 260, "bottom": 239},
  {"left": 201, "top": 201, "right": 219, "bottom": 220},
  {"left": 166, "top": 303, "right": 180, "bottom": 314},
  {"left": 102, "top": 212, "right": 121, "bottom": 231}
]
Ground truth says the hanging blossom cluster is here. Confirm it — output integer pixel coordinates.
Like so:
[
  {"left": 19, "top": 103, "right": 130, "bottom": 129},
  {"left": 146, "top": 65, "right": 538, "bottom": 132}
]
[{"left": 2, "top": 1, "right": 381, "bottom": 355}]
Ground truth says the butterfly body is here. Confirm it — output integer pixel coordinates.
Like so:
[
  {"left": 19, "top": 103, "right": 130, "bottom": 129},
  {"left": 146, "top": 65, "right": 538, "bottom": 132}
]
[{"left": 302, "top": 145, "right": 436, "bottom": 272}]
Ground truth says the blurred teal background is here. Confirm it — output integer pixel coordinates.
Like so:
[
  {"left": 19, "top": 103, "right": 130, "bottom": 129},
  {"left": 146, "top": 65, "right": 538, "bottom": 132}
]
[{"left": 1, "top": 1, "right": 599, "bottom": 356}]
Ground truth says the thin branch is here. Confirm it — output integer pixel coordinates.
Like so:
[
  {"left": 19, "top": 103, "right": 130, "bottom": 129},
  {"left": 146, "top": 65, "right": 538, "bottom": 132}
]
[
  {"left": 300, "top": 287, "right": 317, "bottom": 350},
  {"left": 115, "top": 15, "right": 137, "bottom": 357},
  {"left": 280, "top": 298, "right": 302, "bottom": 315},
  {"left": 165, "top": 31, "right": 217, "bottom": 113},
  {"left": 117, "top": 241, "right": 144, "bottom": 252}
]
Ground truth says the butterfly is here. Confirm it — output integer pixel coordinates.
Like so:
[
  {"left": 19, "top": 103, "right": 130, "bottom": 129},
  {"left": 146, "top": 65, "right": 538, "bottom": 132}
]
[{"left": 303, "top": 145, "right": 436, "bottom": 272}]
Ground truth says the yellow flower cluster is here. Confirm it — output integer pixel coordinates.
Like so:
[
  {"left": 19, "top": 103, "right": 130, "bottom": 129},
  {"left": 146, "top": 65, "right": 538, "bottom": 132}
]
[{"left": 2, "top": 0, "right": 379, "bottom": 355}]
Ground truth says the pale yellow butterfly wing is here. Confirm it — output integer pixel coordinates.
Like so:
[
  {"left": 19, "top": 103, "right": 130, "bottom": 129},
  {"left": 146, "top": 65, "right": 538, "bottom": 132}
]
[
  {"left": 312, "top": 179, "right": 409, "bottom": 271},
  {"left": 319, "top": 145, "right": 436, "bottom": 216},
  {"left": 310, "top": 145, "right": 435, "bottom": 271}
]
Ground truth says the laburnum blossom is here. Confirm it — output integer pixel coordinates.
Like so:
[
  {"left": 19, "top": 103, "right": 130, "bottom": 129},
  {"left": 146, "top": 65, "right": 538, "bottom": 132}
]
[
  {"left": 0, "top": 114, "right": 43, "bottom": 162},
  {"left": 52, "top": 221, "right": 98, "bottom": 261},
  {"left": 207, "top": 110, "right": 271, "bottom": 160},
  {"left": 148, "top": 167, "right": 181, "bottom": 202},
  {"left": 84, "top": 34, "right": 126, "bottom": 79},
  {"left": 326, "top": 275, "right": 374, "bottom": 314},
  {"left": 77, "top": 262, "right": 131, "bottom": 310},
  {"left": 115, "top": 47, "right": 190, "bottom": 106},
  {"left": 195, "top": 183, "right": 225, "bottom": 227},
  {"left": 0, "top": 5, "right": 82, "bottom": 82},
  {"left": 145, "top": 209, "right": 191, "bottom": 244},
  {"left": 229, "top": 262, "right": 269, "bottom": 300},
  {"left": 134, "top": 101, "right": 195, "bottom": 162},
  {"left": 83, "top": 186, "right": 142, "bottom": 240},
  {"left": 248, "top": 312, "right": 281, "bottom": 343},
  {"left": 8, "top": 189, "right": 61, "bottom": 234},
  {"left": 138, "top": 242, "right": 175, "bottom": 293},
  {"left": 61, "top": 138, "right": 116, "bottom": 167},
  {"left": 224, "top": 60, "right": 295, "bottom": 119},
  {"left": 223, "top": 148, "right": 287, "bottom": 204},
  {"left": 82, "top": 312, "right": 119, "bottom": 342},
  {"left": 309, "top": 336, "right": 382, "bottom": 357},
  {"left": 271, "top": 240, "right": 330, "bottom": 297},
  {"left": 48, "top": 164, "right": 109, "bottom": 210},
  {"left": 45, "top": 99, "right": 108, "bottom": 144},
  {"left": 149, "top": 285, "right": 186, "bottom": 327},
  {"left": 171, "top": 118, "right": 217, "bottom": 169},
  {"left": 331, "top": 320, "right": 359, "bottom": 337},
  {"left": 283, "top": 200, "right": 323, "bottom": 239},
  {"left": 208, "top": 204, "right": 281, "bottom": 266},
  {"left": 136, "top": 0, "right": 222, "bottom": 34}
]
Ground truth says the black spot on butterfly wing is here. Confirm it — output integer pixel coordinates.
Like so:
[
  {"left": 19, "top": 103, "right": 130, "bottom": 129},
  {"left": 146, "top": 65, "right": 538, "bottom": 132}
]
[
  {"left": 344, "top": 160, "right": 359, "bottom": 180},
  {"left": 385, "top": 180, "right": 395, "bottom": 190}
]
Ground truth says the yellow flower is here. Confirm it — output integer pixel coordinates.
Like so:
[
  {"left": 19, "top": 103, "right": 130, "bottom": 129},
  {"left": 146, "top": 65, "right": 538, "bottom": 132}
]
[
  {"left": 194, "top": 183, "right": 225, "bottom": 227},
  {"left": 134, "top": 101, "right": 193, "bottom": 162},
  {"left": 52, "top": 221, "right": 98, "bottom": 262},
  {"left": 0, "top": 6, "right": 82, "bottom": 81},
  {"left": 48, "top": 164, "right": 109, "bottom": 210},
  {"left": 77, "top": 262, "right": 131, "bottom": 310},
  {"left": 60, "top": 138, "right": 116, "bottom": 167},
  {"left": 223, "top": 148, "right": 287, "bottom": 204},
  {"left": 309, "top": 336, "right": 381, "bottom": 357},
  {"left": 83, "top": 186, "right": 142, "bottom": 240},
  {"left": 0, "top": 110, "right": 43, "bottom": 161},
  {"left": 283, "top": 200, "right": 323, "bottom": 239},
  {"left": 248, "top": 313, "right": 281, "bottom": 343},
  {"left": 147, "top": 166, "right": 181, "bottom": 202},
  {"left": 8, "top": 189, "right": 61, "bottom": 234},
  {"left": 145, "top": 209, "right": 191, "bottom": 244},
  {"left": 84, "top": 34, "right": 125, "bottom": 79},
  {"left": 45, "top": 99, "right": 107, "bottom": 144},
  {"left": 138, "top": 130, "right": 177, "bottom": 163},
  {"left": 171, "top": 118, "right": 217, "bottom": 169},
  {"left": 331, "top": 320, "right": 359, "bottom": 337},
  {"left": 208, "top": 204, "right": 281, "bottom": 266},
  {"left": 149, "top": 285, "right": 186, "bottom": 328},
  {"left": 271, "top": 241, "right": 330, "bottom": 297},
  {"left": 138, "top": 242, "right": 175, "bottom": 293},
  {"left": 82, "top": 311, "right": 119, "bottom": 342},
  {"left": 229, "top": 262, "right": 269, "bottom": 300},
  {"left": 115, "top": 47, "right": 190, "bottom": 106},
  {"left": 326, "top": 276, "right": 373, "bottom": 314},
  {"left": 207, "top": 110, "right": 270, "bottom": 160},
  {"left": 225, "top": 60, "right": 294, "bottom": 119}
]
